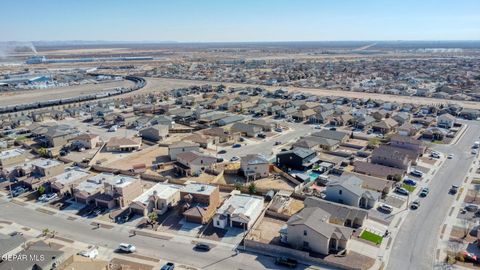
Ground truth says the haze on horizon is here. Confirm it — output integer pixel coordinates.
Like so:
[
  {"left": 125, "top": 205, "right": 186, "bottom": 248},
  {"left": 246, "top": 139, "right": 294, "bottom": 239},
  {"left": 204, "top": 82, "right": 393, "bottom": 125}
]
[{"left": 1, "top": 0, "right": 480, "bottom": 42}]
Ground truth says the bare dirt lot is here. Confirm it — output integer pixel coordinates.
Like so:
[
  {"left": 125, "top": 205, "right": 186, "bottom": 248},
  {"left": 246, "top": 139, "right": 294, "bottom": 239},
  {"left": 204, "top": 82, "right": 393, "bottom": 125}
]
[{"left": 0, "top": 80, "right": 134, "bottom": 106}]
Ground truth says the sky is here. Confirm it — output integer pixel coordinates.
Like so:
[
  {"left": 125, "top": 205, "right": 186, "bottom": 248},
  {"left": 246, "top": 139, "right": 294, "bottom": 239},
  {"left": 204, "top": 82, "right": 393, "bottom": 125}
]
[{"left": 1, "top": 0, "right": 479, "bottom": 42}]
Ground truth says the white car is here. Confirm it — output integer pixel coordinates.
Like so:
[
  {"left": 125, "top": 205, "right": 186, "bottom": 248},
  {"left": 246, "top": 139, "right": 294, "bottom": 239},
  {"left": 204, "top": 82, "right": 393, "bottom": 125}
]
[
  {"left": 472, "top": 149, "right": 478, "bottom": 155},
  {"left": 230, "top": 156, "right": 240, "bottom": 162},
  {"left": 118, "top": 243, "right": 136, "bottom": 253},
  {"left": 447, "top": 154, "right": 454, "bottom": 159},
  {"left": 78, "top": 247, "right": 98, "bottom": 258},
  {"left": 44, "top": 193, "right": 58, "bottom": 202}
]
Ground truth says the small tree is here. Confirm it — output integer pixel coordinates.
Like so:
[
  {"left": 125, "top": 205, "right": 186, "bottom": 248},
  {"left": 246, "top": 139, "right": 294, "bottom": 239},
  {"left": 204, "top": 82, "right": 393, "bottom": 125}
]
[
  {"left": 42, "top": 228, "right": 50, "bottom": 237},
  {"left": 147, "top": 212, "right": 158, "bottom": 227},
  {"left": 234, "top": 182, "right": 242, "bottom": 191},
  {"left": 248, "top": 182, "right": 257, "bottom": 194},
  {"left": 392, "top": 174, "right": 402, "bottom": 182},
  {"left": 38, "top": 148, "right": 49, "bottom": 158},
  {"left": 38, "top": 186, "right": 46, "bottom": 196}
]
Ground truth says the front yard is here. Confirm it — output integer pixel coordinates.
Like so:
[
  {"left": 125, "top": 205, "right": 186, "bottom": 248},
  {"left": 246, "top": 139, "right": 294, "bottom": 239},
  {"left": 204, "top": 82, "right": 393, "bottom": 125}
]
[{"left": 360, "top": 230, "right": 383, "bottom": 245}]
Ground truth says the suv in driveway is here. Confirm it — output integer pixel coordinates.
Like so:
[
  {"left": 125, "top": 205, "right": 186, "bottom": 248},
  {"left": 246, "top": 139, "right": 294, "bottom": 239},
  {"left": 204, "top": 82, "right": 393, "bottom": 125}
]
[
  {"left": 449, "top": 185, "right": 459, "bottom": 195},
  {"left": 395, "top": 187, "right": 410, "bottom": 196}
]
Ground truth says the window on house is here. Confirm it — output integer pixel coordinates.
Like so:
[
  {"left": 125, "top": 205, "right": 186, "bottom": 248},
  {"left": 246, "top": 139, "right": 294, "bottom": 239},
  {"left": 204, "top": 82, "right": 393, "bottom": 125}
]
[
  {"left": 303, "top": 230, "right": 307, "bottom": 236},
  {"left": 339, "top": 190, "right": 342, "bottom": 195}
]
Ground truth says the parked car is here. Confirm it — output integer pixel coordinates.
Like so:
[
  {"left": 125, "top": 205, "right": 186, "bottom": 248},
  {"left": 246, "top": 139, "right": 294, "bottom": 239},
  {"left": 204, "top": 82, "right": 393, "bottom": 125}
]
[
  {"left": 193, "top": 243, "right": 211, "bottom": 251},
  {"left": 275, "top": 257, "right": 298, "bottom": 268},
  {"left": 430, "top": 152, "right": 441, "bottom": 159},
  {"left": 274, "top": 141, "right": 282, "bottom": 145},
  {"left": 378, "top": 204, "right": 394, "bottom": 214},
  {"left": 314, "top": 125, "right": 322, "bottom": 129},
  {"left": 118, "top": 243, "right": 136, "bottom": 253},
  {"left": 11, "top": 187, "right": 26, "bottom": 197},
  {"left": 230, "top": 156, "right": 240, "bottom": 162},
  {"left": 403, "top": 179, "right": 417, "bottom": 186},
  {"left": 472, "top": 149, "right": 478, "bottom": 155},
  {"left": 44, "top": 193, "right": 58, "bottom": 202},
  {"left": 447, "top": 154, "right": 454, "bottom": 159},
  {"left": 420, "top": 187, "right": 430, "bottom": 197},
  {"left": 274, "top": 128, "right": 283, "bottom": 132},
  {"left": 465, "top": 204, "right": 478, "bottom": 212},
  {"left": 77, "top": 247, "right": 98, "bottom": 259},
  {"left": 257, "top": 133, "right": 266, "bottom": 139},
  {"left": 108, "top": 125, "right": 118, "bottom": 132},
  {"left": 232, "top": 144, "right": 241, "bottom": 148},
  {"left": 449, "top": 185, "right": 459, "bottom": 195},
  {"left": 38, "top": 194, "right": 48, "bottom": 201},
  {"left": 218, "top": 150, "right": 227, "bottom": 154},
  {"left": 410, "top": 170, "right": 423, "bottom": 177},
  {"left": 161, "top": 262, "right": 175, "bottom": 270},
  {"left": 395, "top": 187, "right": 410, "bottom": 196},
  {"left": 410, "top": 200, "right": 420, "bottom": 210}
]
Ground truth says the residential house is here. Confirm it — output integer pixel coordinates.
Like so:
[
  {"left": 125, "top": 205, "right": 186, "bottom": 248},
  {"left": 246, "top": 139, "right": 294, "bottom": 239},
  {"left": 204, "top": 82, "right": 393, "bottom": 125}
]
[
  {"left": 397, "top": 122, "right": 419, "bottom": 136},
  {"left": 0, "top": 241, "right": 65, "bottom": 270},
  {"left": 168, "top": 141, "right": 200, "bottom": 161},
  {"left": 50, "top": 168, "right": 91, "bottom": 196},
  {"left": 30, "top": 124, "right": 78, "bottom": 148},
  {"left": 95, "top": 175, "right": 143, "bottom": 209},
  {"left": 130, "top": 183, "right": 182, "bottom": 216},
  {"left": 105, "top": 137, "right": 141, "bottom": 152},
  {"left": 303, "top": 197, "right": 368, "bottom": 228},
  {"left": 325, "top": 175, "right": 380, "bottom": 209},
  {"left": 276, "top": 148, "right": 317, "bottom": 171},
  {"left": 371, "top": 118, "right": 398, "bottom": 134},
  {"left": 213, "top": 193, "right": 264, "bottom": 229},
  {"left": 389, "top": 134, "right": 426, "bottom": 156},
  {"left": 139, "top": 124, "right": 169, "bottom": 142},
  {"left": 286, "top": 207, "right": 353, "bottom": 255},
  {"left": 371, "top": 145, "right": 416, "bottom": 170},
  {"left": 202, "top": 127, "right": 240, "bottom": 144},
  {"left": 0, "top": 149, "right": 26, "bottom": 168},
  {"left": 180, "top": 183, "right": 220, "bottom": 224},
  {"left": 69, "top": 133, "right": 101, "bottom": 149},
  {"left": 240, "top": 154, "right": 270, "bottom": 181},
  {"left": 231, "top": 122, "right": 262, "bottom": 137},
  {"left": 73, "top": 173, "right": 115, "bottom": 205},
  {"left": 437, "top": 113, "right": 456, "bottom": 129},
  {"left": 175, "top": 151, "right": 217, "bottom": 176},
  {"left": 353, "top": 161, "right": 406, "bottom": 180}
]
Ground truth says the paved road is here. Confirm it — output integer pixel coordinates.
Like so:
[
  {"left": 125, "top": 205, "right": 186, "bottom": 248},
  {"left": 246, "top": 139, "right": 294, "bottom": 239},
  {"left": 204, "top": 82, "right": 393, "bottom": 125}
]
[
  {"left": 387, "top": 121, "right": 480, "bottom": 270},
  {"left": 0, "top": 198, "right": 333, "bottom": 270},
  {"left": 219, "top": 121, "right": 316, "bottom": 161}
]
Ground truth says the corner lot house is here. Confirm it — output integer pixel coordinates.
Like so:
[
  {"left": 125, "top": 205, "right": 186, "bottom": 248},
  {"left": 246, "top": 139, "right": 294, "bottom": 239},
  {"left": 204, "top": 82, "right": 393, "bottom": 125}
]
[
  {"left": 437, "top": 113, "right": 456, "bottom": 129},
  {"left": 287, "top": 207, "right": 353, "bottom": 255},
  {"left": 213, "top": 193, "right": 264, "bottom": 230},
  {"left": 240, "top": 154, "right": 270, "bottom": 181},
  {"left": 130, "top": 183, "right": 182, "bottom": 216}
]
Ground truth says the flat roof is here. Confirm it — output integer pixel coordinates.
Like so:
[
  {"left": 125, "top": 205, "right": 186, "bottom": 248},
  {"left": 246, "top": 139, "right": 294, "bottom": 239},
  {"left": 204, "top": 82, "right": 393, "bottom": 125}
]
[
  {"left": 75, "top": 173, "right": 115, "bottom": 194},
  {"left": 51, "top": 169, "right": 90, "bottom": 186},
  {"left": 104, "top": 174, "right": 137, "bottom": 188},
  {"left": 30, "top": 158, "right": 63, "bottom": 169},
  {"left": 0, "top": 148, "right": 26, "bottom": 160},
  {"left": 181, "top": 183, "right": 217, "bottom": 196},
  {"left": 133, "top": 183, "right": 182, "bottom": 205},
  {"left": 216, "top": 193, "right": 264, "bottom": 217}
]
